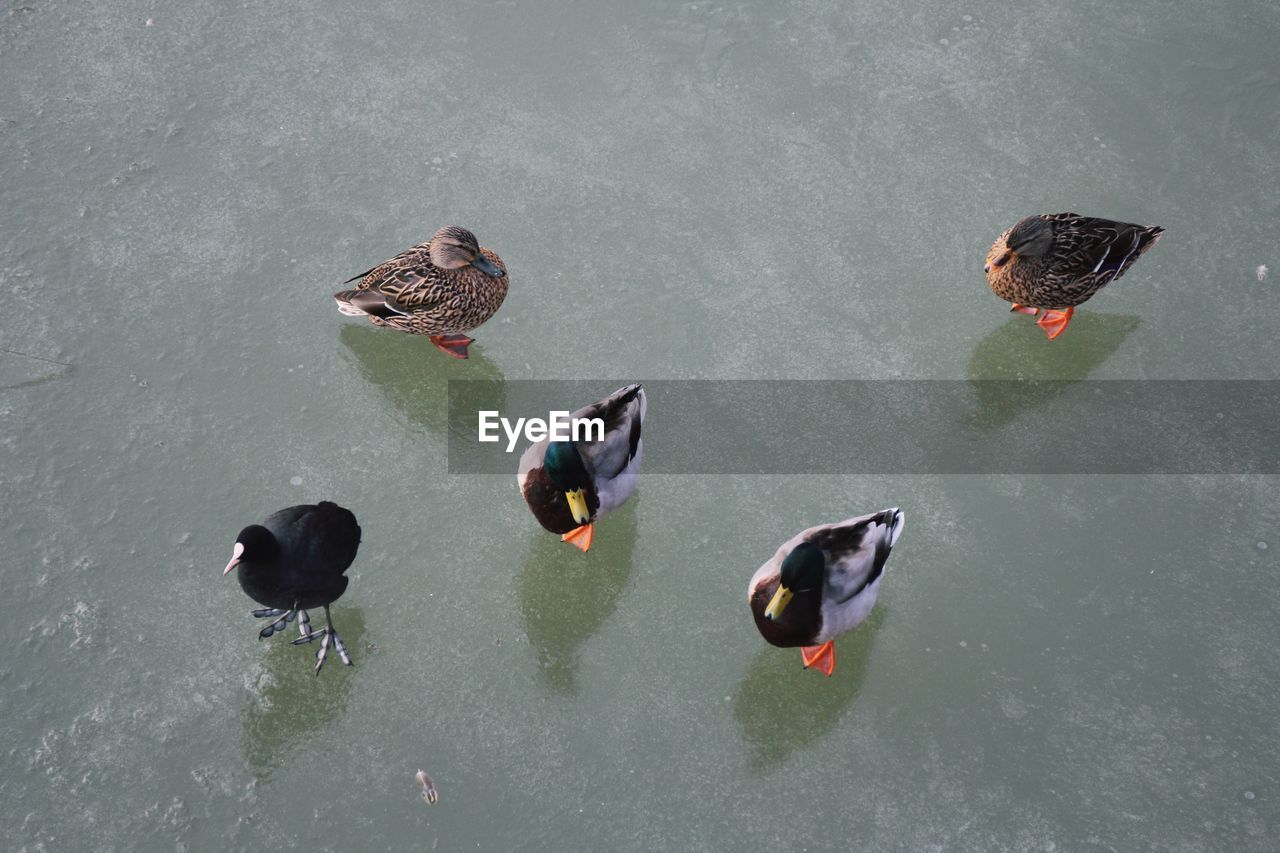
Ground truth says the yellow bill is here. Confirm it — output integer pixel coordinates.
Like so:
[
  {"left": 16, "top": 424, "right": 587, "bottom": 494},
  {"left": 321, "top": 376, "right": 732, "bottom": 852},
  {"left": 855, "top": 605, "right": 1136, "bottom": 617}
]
[
  {"left": 763, "top": 584, "right": 794, "bottom": 620},
  {"left": 564, "top": 488, "right": 591, "bottom": 524}
]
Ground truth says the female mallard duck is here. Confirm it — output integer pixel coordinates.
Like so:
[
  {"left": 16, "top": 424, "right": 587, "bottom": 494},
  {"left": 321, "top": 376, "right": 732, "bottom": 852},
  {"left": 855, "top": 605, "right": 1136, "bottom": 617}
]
[
  {"left": 518, "top": 384, "right": 645, "bottom": 553},
  {"left": 749, "top": 508, "right": 904, "bottom": 676},
  {"left": 985, "top": 213, "right": 1164, "bottom": 340},
  {"left": 334, "top": 225, "right": 508, "bottom": 358}
]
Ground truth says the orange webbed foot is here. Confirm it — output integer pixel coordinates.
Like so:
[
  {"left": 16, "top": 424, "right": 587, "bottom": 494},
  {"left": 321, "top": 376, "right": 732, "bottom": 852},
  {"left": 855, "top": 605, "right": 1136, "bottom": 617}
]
[
  {"left": 561, "top": 522, "right": 595, "bottom": 552},
  {"left": 428, "top": 334, "right": 474, "bottom": 359},
  {"left": 1035, "top": 307, "right": 1075, "bottom": 340},
  {"left": 1009, "top": 303, "right": 1040, "bottom": 316},
  {"left": 801, "top": 642, "right": 836, "bottom": 676}
]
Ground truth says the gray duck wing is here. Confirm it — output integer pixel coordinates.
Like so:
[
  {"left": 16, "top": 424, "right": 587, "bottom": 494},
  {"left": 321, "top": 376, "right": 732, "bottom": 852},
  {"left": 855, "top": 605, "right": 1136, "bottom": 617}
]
[
  {"left": 574, "top": 384, "right": 645, "bottom": 481},
  {"left": 805, "top": 508, "right": 904, "bottom": 606}
]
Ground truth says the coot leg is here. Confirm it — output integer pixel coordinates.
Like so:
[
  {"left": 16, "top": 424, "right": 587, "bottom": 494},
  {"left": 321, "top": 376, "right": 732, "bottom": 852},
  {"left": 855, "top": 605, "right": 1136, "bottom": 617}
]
[
  {"left": 294, "top": 605, "right": 353, "bottom": 673},
  {"left": 314, "top": 631, "right": 332, "bottom": 673},
  {"left": 256, "top": 609, "right": 296, "bottom": 639},
  {"left": 295, "top": 609, "right": 314, "bottom": 642},
  {"left": 327, "top": 606, "right": 353, "bottom": 667}
]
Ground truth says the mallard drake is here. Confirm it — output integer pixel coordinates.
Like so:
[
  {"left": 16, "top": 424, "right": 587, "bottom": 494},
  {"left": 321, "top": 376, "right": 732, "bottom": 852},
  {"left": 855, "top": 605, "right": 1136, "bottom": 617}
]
[
  {"left": 748, "top": 508, "right": 904, "bottom": 676},
  {"left": 985, "top": 213, "right": 1164, "bottom": 340},
  {"left": 517, "top": 384, "right": 645, "bottom": 553},
  {"left": 334, "top": 225, "right": 508, "bottom": 358},
  {"left": 222, "top": 501, "right": 362, "bottom": 673}
]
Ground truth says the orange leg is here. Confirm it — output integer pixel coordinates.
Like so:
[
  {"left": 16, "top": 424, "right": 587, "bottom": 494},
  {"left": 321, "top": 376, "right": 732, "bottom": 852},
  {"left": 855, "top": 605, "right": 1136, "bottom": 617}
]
[
  {"left": 1035, "top": 307, "right": 1074, "bottom": 340},
  {"left": 801, "top": 641, "right": 836, "bottom": 676},
  {"left": 1009, "top": 303, "right": 1040, "bottom": 316},
  {"left": 561, "top": 522, "right": 595, "bottom": 552},
  {"left": 428, "top": 334, "right": 474, "bottom": 359}
]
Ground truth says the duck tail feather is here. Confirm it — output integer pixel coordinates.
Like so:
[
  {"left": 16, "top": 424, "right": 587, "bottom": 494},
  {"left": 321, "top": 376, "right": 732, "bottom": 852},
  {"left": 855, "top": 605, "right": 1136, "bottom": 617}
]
[
  {"left": 882, "top": 507, "right": 906, "bottom": 547},
  {"left": 333, "top": 288, "right": 368, "bottom": 316}
]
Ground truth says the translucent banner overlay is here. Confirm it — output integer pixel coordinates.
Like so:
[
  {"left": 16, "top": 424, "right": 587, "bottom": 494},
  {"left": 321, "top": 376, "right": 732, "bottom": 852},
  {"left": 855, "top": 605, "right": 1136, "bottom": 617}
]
[{"left": 446, "top": 380, "right": 1280, "bottom": 475}]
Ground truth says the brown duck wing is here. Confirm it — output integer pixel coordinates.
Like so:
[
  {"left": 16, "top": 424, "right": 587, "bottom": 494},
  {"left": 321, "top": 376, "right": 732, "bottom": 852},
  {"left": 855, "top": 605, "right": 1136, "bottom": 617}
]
[
  {"left": 379, "top": 267, "right": 451, "bottom": 309},
  {"left": 345, "top": 243, "right": 425, "bottom": 285},
  {"left": 1048, "top": 214, "right": 1163, "bottom": 286},
  {"left": 345, "top": 244, "right": 438, "bottom": 294}
]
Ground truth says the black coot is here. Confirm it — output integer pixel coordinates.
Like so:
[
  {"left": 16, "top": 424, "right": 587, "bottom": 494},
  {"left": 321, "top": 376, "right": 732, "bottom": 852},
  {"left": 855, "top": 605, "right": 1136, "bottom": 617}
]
[{"left": 222, "top": 501, "right": 362, "bottom": 673}]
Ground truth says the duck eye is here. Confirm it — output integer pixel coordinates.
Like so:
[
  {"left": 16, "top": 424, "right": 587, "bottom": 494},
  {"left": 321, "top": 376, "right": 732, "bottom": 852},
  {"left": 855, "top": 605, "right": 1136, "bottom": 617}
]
[{"left": 991, "top": 251, "right": 1011, "bottom": 268}]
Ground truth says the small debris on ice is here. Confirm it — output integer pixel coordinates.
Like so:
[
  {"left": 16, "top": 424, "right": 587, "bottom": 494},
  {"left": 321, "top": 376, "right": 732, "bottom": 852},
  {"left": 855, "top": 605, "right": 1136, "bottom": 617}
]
[{"left": 415, "top": 769, "right": 439, "bottom": 805}]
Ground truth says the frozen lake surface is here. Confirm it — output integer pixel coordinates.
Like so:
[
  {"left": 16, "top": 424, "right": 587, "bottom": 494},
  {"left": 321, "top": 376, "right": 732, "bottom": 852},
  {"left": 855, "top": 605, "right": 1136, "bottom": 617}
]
[{"left": 3, "top": 0, "right": 1278, "bottom": 849}]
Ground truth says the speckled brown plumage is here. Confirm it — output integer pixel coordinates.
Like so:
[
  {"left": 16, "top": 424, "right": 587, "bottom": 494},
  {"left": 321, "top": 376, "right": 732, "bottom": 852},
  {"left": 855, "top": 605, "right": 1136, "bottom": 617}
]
[
  {"left": 985, "top": 213, "right": 1164, "bottom": 309},
  {"left": 334, "top": 225, "right": 509, "bottom": 337}
]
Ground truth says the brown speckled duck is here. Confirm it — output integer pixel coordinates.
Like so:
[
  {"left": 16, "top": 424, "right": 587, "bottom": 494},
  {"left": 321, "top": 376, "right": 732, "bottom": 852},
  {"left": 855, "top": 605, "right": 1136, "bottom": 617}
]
[
  {"left": 518, "top": 385, "right": 646, "bottom": 553},
  {"left": 749, "top": 509, "right": 904, "bottom": 676},
  {"left": 985, "top": 213, "right": 1163, "bottom": 340},
  {"left": 334, "top": 225, "right": 508, "bottom": 358}
]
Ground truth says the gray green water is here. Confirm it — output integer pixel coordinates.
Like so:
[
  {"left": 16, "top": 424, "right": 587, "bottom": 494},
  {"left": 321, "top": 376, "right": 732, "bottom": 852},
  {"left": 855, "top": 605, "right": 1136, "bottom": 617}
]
[{"left": 3, "top": 0, "right": 1279, "bottom": 850}]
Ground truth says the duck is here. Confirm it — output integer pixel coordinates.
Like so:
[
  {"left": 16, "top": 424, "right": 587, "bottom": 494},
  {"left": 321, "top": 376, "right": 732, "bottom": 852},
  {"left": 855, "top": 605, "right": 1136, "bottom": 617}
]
[
  {"left": 334, "top": 225, "right": 508, "bottom": 358},
  {"left": 748, "top": 508, "right": 904, "bottom": 676},
  {"left": 222, "top": 501, "right": 362, "bottom": 673},
  {"left": 984, "top": 213, "right": 1164, "bottom": 340},
  {"left": 518, "top": 384, "right": 646, "bottom": 553}
]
